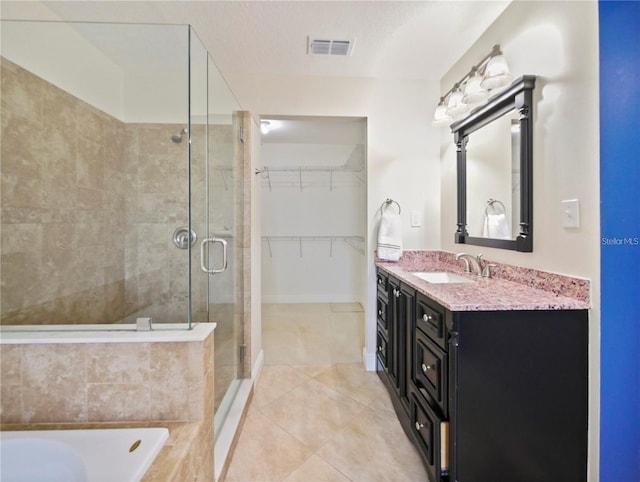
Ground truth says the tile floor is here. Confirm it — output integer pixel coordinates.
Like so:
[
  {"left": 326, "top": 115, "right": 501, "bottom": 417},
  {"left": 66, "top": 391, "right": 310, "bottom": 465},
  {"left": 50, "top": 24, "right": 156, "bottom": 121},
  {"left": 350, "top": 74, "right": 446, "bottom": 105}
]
[{"left": 224, "top": 303, "right": 428, "bottom": 482}]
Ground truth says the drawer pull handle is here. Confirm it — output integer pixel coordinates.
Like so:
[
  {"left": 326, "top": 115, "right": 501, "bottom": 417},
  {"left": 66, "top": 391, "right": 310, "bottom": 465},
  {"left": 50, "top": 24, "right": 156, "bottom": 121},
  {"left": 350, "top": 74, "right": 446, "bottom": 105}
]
[
  {"left": 415, "top": 422, "right": 424, "bottom": 431},
  {"left": 423, "top": 313, "right": 433, "bottom": 322},
  {"left": 378, "top": 345, "right": 383, "bottom": 352},
  {"left": 378, "top": 309, "right": 383, "bottom": 316},
  {"left": 395, "top": 290, "right": 400, "bottom": 298},
  {"left": 422, "top": 363, "right": 434, "bottom": 372}
]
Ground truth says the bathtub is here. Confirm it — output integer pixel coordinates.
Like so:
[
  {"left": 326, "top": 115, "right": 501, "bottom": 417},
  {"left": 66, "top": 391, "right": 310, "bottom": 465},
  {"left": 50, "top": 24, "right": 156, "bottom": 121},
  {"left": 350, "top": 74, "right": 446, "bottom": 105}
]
[{"left": 0, "top": 427, "right": 169, "bottom": 482}]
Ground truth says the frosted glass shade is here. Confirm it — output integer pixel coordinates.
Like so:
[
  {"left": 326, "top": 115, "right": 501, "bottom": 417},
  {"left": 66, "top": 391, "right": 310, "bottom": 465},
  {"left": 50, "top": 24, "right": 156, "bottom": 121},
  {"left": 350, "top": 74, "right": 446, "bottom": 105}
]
[
  {"left": 463, "top": 72, "right": 489, "bottom": 104},
  {"left": 481, "top": 54, "right": 514, "bottom": 90},
  {"left": 445, "top": 89, "right": 469, "bottom": 117},
  {"left": 432, "top": 102, "right": 452, "bottom": 126}
]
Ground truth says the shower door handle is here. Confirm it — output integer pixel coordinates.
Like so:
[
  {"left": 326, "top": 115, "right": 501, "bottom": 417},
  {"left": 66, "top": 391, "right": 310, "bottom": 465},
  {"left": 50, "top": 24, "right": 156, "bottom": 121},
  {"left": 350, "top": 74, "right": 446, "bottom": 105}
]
[{"left": 200, "top": 238, "right": 228, "bottom": 274}]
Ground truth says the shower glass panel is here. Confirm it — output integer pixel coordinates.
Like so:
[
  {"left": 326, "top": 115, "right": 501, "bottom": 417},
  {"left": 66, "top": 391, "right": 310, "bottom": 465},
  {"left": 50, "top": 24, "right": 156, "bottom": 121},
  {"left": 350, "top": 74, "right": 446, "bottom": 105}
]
[
  {"left": 205, "top": 55, "right": 245, "bottom": 438},
  {"left": 1, "top": 20, "right": 243, "bottom": 344},
  {"left": 0, "top": 20, "right": 193, "bottom": 327}
]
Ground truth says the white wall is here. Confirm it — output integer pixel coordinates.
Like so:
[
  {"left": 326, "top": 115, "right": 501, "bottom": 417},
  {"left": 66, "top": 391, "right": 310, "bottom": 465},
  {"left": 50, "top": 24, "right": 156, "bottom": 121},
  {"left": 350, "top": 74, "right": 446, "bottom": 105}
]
[
  {"left": 230, "top": 75, "right": 442, "bottom": 369},
  {"left": 1, "top": 14, "right": 125, "bottom": 119},
  {"left": 438, "top": 2, "right": 600, "bottom": 479}
]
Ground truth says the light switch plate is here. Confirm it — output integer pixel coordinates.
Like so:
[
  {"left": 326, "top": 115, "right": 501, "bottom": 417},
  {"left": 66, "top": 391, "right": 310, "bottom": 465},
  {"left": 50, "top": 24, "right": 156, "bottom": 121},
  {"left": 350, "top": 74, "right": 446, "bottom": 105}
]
[
  {"left": 561, "top": 199, "right": 580, "bottom": 228},
  {"left": 410, "top": 210, "right": 422, "bottom": 227}
]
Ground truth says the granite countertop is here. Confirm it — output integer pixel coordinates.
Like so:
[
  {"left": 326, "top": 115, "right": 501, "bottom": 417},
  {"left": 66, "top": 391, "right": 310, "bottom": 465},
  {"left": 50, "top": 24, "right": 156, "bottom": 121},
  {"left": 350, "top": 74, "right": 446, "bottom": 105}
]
[{"left": 376, "top": 251, "right": 591, "bottom": 312}]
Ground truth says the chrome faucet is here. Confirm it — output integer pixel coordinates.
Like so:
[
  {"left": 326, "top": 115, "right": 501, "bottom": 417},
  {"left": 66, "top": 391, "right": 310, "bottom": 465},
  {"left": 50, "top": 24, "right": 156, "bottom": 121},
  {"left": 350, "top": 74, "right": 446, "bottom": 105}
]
[{"left": 455, "top": 253, "right": 483, "bottom": 276}]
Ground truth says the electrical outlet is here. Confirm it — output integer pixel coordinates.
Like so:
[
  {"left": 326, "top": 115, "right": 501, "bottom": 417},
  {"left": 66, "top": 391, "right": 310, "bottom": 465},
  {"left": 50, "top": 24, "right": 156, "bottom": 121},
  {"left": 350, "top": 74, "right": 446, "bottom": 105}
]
[{"left": 561, "top": 199, "right": 580, "bottom": 228}]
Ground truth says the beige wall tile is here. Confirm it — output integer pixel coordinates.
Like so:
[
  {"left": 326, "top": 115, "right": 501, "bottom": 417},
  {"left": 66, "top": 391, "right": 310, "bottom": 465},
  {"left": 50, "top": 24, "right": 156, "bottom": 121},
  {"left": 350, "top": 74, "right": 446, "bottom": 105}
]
[
  {"left": 149, "top": 343, "right": 189, "bottom": 420},
  {"left": 87, "top": 343, "right": 150, "bottom": 383},
  {"left": 21, "top": 344, "right": 87, "bottom": 422},
  {"left": 87, "top": 383, "right": 151, "bottom": 421}
]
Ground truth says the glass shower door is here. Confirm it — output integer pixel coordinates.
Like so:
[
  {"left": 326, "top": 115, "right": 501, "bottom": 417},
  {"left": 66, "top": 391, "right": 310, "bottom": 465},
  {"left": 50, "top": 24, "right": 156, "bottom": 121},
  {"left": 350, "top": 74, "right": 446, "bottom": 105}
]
[{"left": 189, "top": 29, "right": 245, "bottom": 435}]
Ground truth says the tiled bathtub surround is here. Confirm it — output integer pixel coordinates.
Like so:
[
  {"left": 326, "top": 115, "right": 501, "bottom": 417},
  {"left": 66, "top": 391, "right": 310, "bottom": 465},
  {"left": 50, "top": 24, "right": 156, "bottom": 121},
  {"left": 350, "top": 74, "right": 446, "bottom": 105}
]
[
  {"left": 0, "top": 324, "right": 215, "bottom": 480},
  {"left": 377, "top": 250, "right": 590, "bottom": 311},
  {"left": 0, "top": 324, "right": 214, "bottom": 424}
]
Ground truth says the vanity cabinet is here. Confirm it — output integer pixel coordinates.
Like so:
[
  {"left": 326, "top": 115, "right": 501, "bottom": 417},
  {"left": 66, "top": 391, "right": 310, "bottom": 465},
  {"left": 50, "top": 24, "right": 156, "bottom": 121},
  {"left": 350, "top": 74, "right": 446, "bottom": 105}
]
[
  {"left": 375, "top": 267, "right": 588, "bottom": 482},
  {"left": 377, "top": 274, "right": 414, "bottom": 414}
]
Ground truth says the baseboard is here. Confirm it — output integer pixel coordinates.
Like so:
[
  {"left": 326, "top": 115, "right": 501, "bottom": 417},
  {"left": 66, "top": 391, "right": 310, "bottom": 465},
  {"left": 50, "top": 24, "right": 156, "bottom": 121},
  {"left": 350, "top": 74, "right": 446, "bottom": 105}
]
[
  {"left": 261, "top": 294, "right": 360, "bottom": 304},
  {"left": 363, "top": 347, "right": 377, "bottom": 372}
]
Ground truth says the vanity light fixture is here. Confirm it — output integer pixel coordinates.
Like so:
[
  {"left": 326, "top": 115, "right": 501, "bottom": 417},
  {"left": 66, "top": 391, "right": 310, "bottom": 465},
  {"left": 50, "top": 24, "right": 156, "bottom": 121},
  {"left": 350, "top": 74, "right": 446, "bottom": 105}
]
[{"left": 433, "top": 45, "right": 513, "bottom": 127}]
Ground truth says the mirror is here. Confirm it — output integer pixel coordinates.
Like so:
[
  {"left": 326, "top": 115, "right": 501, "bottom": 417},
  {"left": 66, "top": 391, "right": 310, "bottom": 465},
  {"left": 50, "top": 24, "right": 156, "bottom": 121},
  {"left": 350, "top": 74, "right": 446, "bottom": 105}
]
[{"left": 452, "top": 75, "right": 535, "bottom": 252}]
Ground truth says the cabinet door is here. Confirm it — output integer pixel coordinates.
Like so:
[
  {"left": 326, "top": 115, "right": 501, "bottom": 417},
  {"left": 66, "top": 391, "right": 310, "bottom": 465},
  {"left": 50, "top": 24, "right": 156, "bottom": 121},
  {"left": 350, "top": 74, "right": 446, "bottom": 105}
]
[
  {"left": 388, "top": 277, "right": 401, "bottom": 392},
  {"left": 448, "top": 310, "right": 588, "bottom": 482},
  {"left": 399, "top": 283, "right": 415, "bottom": 413}
]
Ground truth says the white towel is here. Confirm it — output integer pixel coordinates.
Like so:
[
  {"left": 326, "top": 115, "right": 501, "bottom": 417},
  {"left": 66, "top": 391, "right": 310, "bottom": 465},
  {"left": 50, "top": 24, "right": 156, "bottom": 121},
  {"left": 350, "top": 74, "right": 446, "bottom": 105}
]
[
  {"left": 482, "top": 213, "right": 511, "bottom": 240},
  {"left": 378, "top": 212, "right": 402, "bottom": 261}
]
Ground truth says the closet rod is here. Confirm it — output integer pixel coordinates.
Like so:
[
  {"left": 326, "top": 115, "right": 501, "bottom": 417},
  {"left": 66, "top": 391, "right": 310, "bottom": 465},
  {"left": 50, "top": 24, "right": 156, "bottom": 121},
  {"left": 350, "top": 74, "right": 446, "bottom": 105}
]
[
  {"left": 255, "top": 165, "right": 364, "bottom": 173},
  {"left": 261, "top": 236, "right": 365, "bottom": 256}
]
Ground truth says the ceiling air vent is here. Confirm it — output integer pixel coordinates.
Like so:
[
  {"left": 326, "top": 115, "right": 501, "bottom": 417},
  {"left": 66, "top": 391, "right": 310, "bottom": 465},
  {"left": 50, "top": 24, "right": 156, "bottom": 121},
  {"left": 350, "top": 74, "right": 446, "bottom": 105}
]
[{"left": 308, "top": 37, "right": 354, "bottom": 56}]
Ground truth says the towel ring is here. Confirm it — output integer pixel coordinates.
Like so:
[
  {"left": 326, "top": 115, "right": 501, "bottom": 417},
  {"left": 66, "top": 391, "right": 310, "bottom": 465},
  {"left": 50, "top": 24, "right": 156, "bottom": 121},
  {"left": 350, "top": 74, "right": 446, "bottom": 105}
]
[
  {"left": 485, "top": 198, "right": 506, "bottom": 215},
  {"left": 380, "top": 198, "right": 401, "bottom": 215}
]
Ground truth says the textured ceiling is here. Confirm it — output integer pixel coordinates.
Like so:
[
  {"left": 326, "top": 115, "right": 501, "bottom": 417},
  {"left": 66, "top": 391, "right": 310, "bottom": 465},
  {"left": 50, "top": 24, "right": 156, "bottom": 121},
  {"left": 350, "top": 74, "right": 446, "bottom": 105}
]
[
  {"left": 4, "top": 0, "right": 511, "bottom": 82},
  {"left": 2, "top": 1, "right": 511, "bottom": 144}
]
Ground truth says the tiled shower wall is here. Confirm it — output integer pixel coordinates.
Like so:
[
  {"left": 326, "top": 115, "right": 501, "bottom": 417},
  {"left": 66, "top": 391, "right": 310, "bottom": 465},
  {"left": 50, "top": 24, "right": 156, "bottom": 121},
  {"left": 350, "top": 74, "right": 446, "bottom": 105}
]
[
  {"left": 1, "top": 57, "right": 128, "bottom": 324},
  {"left": 1, "top": 57, "right": 238, "bottom": 326}
]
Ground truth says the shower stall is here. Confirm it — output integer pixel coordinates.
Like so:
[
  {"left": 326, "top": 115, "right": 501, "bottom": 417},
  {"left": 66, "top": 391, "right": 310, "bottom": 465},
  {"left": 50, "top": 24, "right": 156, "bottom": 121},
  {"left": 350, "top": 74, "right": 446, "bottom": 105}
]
[{"left": 0, "top": 20, "right": 246, "bottom": 439}]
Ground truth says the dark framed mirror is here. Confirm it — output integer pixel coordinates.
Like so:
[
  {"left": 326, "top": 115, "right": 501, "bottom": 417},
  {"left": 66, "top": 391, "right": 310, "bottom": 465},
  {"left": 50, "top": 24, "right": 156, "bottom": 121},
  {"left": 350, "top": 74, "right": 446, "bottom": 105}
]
[{"left": 451, "top": 75, "right": 536, "bottom": 252}]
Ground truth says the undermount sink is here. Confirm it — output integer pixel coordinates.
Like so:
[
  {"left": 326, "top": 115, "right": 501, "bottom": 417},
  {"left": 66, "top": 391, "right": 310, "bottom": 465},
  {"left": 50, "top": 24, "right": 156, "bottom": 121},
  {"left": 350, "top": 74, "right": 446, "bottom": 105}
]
[{"left": 411, "top": 271, "right": 475, "bottom": 284}]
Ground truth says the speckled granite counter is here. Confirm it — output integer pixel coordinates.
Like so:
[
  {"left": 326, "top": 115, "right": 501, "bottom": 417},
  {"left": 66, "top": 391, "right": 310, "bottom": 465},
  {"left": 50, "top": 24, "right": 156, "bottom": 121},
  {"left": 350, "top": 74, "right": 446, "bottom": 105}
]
[{"left": 376, "top": 251, "right": 590, "bottom": 311}]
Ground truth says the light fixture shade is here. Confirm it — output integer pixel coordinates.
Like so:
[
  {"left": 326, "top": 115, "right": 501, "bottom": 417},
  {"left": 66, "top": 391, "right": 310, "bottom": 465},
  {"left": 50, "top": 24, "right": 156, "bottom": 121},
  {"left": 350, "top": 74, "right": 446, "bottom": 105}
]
[
  {"left": 445, "top": 88, "right": 469, "bottom": 117},
  {"left": 432, "top": 102, "right": 453, "bottom": 127},
  {"left": 462, "top": 72, "right": 489, "bottom": 104},
  {"left": 481, "top": 53, "right": 514, "bottom": 90}
]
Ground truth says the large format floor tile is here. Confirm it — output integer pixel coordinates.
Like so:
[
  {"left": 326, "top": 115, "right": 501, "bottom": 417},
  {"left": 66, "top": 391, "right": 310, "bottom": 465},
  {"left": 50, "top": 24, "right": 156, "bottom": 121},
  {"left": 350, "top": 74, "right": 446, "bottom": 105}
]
[{"left": 224, "top": 303, "right": 428, "bottom": 482}]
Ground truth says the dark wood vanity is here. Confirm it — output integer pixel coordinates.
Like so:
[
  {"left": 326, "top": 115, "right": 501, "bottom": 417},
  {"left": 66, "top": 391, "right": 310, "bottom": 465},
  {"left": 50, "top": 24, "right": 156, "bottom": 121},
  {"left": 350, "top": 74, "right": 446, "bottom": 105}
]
[{"left": 375, "top": 264, "right": 588, "bottom": 482}]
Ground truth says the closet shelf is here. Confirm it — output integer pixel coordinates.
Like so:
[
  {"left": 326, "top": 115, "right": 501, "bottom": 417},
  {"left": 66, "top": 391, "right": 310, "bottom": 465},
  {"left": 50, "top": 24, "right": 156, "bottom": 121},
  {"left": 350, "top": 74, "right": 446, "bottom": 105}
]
[
  {"left": 255, "top": 165, "right": 365, "bottom": 191},
  {"left": 261, "top": 235, "right": 365, "bottom": 257}
]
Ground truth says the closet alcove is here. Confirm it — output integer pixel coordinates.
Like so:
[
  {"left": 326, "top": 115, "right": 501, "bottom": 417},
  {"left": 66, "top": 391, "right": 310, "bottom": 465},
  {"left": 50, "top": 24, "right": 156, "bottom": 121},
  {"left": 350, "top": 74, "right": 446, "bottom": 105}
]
[{"left": 259, "top": 116, "right": 367, "bottom": 305}]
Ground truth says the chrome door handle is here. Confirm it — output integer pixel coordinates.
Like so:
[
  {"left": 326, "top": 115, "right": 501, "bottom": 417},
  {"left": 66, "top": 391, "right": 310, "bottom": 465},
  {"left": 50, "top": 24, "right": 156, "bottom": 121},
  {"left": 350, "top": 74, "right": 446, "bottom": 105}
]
[{"left": 200, "top": 237, "right": 228, "bottom": 274}]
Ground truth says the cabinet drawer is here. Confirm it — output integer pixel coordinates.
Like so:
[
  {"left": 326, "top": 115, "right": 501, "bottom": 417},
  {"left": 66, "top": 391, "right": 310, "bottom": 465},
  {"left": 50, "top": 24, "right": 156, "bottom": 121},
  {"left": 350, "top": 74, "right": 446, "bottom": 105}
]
[
  {"left": 376, "top": 297, "right": 388, "bottom": 331},
  {"left": 376, "top": 271, "right": 388, "bottom": 296},
  {"left": 411, "top": 392, "right": 449, "bottom": 482},
  {"left": 376, "top": 329, "right": 388, "bottom": 369},
  {"left": 415, "top": 329, "right": 447, "bottom": 413},
  {"left": 416, "top": 293, "right": 446, "bottom": 348}
]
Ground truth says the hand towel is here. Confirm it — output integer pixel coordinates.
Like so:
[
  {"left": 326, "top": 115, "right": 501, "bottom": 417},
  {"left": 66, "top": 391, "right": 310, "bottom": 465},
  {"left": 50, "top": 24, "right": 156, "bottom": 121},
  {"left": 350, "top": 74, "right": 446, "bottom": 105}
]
[
  {"left": 378, "top": 212, "right": 402, "bottom": 261},
  {"left": 482, "top": 213, "right": 511, "bottom": 240}
]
